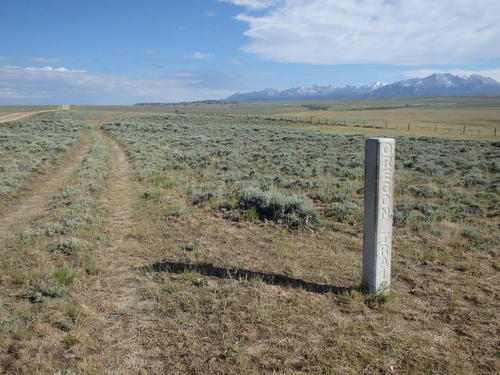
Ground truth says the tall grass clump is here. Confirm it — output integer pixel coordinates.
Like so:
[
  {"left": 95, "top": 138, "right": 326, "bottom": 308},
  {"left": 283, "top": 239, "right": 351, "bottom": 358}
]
[{"left": 237, "top": 186, "right": 319, "bottom": 228}]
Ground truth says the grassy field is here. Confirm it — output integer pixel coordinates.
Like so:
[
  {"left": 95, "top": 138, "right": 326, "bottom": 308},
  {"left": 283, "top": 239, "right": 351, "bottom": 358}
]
[
  {"left": 76, "top": 95, "right": 500, "bottom": 139},
  {"left": 0, "top": 112, "right": 83, "bottom": 207},
  {"left": 0, "top": 100, "right": 498, "bottom": 374},
  {"left": 278, "top": 96, "right": 500, "bottom": 136}
]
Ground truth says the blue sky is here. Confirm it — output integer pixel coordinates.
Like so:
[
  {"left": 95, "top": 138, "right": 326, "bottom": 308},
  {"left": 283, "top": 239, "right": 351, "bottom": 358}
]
[{"left": 1, "top": 0, "right": 499, "bottom": 104}]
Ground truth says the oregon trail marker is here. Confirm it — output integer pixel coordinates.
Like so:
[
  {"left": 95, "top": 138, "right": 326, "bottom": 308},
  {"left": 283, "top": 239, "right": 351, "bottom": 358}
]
[{"left": 362, "top": 138, "right": 395, "bottom": 295}]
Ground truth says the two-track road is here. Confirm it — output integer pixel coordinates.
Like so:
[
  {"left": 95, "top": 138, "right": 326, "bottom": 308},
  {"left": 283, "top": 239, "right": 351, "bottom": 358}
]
[
  {"left": 0, "top": 110, "right": 54, "bottom": 123},
  {"left": 0, "top": 106, "right": 70, "bottom": 124}
]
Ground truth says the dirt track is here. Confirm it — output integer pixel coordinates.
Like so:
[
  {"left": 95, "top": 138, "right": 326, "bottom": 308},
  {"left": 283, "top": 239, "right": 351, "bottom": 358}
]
[
  {"left": 74, "top": 131, "right": 156, "bottom": 373},
  {"left": 0, "top": 115, "right": 154, "bottom": 373},
  {"left": 0, "top": 110, "right": 55, "bottom": 124},
  {"left": 0, "top": 130, "right": 91, "bottom": 242}
]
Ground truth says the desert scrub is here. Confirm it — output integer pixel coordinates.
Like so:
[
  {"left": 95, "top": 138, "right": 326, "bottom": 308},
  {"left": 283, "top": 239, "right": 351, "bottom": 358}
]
[
  {"left": 54, "top": 238, "right": 88, "bottom": 255},
  {"left": 138, "top": 169, "right": 176, "bottom": 188},
  {"left": 24, "top": 266, "right": 75, "bottom": 302},
  {"left": 0, "top": 126, "right": 112, "bottom": 373},
  {"left": 0, "top": 112, "right": 83, "bottom": 197},
  {"left": 327, "top": 201, "right": 361, "bottom": 223},
  {"left": 237, "top": 186, "right": 319, "bottom": 228},
  {"left": 9, "top": 129, "right": 111, "bottom": 302},
  {"left": 191, "top": 185, "right": 223, "bottom": 205},
  {"left": 101, "top": 114, "right": 498, "bottom": 233}
]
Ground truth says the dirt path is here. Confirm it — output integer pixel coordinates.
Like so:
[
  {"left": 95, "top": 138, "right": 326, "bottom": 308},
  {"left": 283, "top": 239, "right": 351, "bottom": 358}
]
[
  {"left": 74, "top": 131, "right": 159, "bottom": 373},
  {"left": 0, "top": 121, "right": 158, "bottom": 372},
  {"left": 0, "top": 110, "right": 55, "bottom": 124},
  {"left": 0, "top": 130, "right": 91, "bottom": 242}
]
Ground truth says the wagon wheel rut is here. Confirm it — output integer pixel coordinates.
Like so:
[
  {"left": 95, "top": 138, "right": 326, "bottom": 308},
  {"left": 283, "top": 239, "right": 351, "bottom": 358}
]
[
  {"left": 0, "top": 129, "right": 92, "bottom": 244},
  {"left": 0, "top": 118, "right": 157, "bottom": 372},
  {"left": 74, "top": 130, "right": 158, "bottom": 373}
]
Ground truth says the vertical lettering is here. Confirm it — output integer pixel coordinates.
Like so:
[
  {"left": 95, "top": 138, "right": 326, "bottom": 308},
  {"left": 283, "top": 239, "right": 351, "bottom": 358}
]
[{"left": 362, "top": 138, "right": 395, "bottom": 295}]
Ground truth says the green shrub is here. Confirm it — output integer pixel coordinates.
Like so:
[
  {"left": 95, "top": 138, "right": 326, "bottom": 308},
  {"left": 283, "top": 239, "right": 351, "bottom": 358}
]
[
  {"left": 449, "top": 200, "right": 486, "bottom": 221},
  {"left": 394, "top": 202, "right": 420, "bottom": 227},
  {"left": 25, "top": 277, "right": 68, "bottom": 301},
  {"left": 191, "top": 189, "right": 222, "bottom": 205},
  {"left": 20, "top": 230, "right": 33, "bottom": 244},
  {"left": 462, "top": 173, "right": 487, "bottom": 187},
  {"left": 237, "top": 186, "right": 319, "bottom": 228},
  {"left": 246, "top": 207, "right": 258, "bottom": 222},
  {"left": 327, "top": 201, "right": 361, "bottom": 223},
  {"left": 151, "top": 174, "right": 176, "bottom": 188},
  {"left": 420, "top": 246, "right": 450, "bottom": 262},
  {"left": 461, "top": 226, "right": 483, "bottom": 242},
  {"left": 53, "top": 267, "right": 76, "bottom": 287},
  {"left": 87, "top": 181, "right": 104, "bottom": 193},
  {"left": 140, "top": 188, "right": 162, "bottom": 200},
  {"left": 63, "top": 335, "right": 79, "bottom": 349},
  {"left": 408, "top": 185, "right": 437, "bottom": 198},
  {"left": 55, "top": 238, "right": 87, "bottom": 255},
  {"left": 56, "top": 186, "right": 80, "bottom": 200}
]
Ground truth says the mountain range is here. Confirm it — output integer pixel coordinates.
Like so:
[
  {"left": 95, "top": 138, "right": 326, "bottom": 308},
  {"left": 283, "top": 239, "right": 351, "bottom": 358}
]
[{"left": 225, "top": 73, "right": 500, "bottom": 101}]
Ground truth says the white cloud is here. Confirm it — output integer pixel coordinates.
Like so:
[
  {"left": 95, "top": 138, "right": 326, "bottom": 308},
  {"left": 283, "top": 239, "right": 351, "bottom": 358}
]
[
  {"left": 228, "top": 0, "right": 500, "bottom": 65},
  {"left": 20, "top": 66, "right": 87, "bottom": 73},
  {"left": 0, "top": 56, "right": 10, "bottom": 61},
  {"left": 26, "top": 57, "right": 61, "bottom": 63},
  {"left": 218, "top": 0, "right": 277, "bottom": 10},
  {"left": 0, "top": 65, "right": 237, "bottom": 104},
  {"left": 404, "top": 68, "right": 500, "bottom": 82},
  {"left": 190, "top": 52, "right": 214, "bottom": 59}
]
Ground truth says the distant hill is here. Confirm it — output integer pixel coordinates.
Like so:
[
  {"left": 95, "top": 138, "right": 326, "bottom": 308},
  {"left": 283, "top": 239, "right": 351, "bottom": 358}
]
[
  {"left": 225, "top": 73, "right": 500, "bottom": 101},
  {"left": 135, "top": 100, "right": 228, "bottom": 106}
]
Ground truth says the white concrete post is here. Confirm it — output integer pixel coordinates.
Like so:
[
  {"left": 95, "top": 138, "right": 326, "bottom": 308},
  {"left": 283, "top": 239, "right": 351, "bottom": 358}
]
[{"left": 362, "top": 138, "right": 395, "bottom": 294}]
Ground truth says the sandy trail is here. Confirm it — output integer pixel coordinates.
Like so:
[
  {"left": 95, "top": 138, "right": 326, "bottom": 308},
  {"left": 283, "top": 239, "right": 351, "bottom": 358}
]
[
  {"left": 0, "top": 110, "right": 55, "bottom": 124},
  {"left": 0, "top": 130, "right": 91, "bottom": 243}
]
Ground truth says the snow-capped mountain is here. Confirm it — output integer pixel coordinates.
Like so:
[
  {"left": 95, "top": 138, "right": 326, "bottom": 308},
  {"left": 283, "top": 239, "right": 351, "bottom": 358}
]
[
  {"left": 373, "top": 73, "right": 500, "bottom": 97},
  {"left": 225, "top": 84, "right": 365, "bottom": 101},
  {"left": 225, "top": 73, "right": 500, "bottom": 101}
]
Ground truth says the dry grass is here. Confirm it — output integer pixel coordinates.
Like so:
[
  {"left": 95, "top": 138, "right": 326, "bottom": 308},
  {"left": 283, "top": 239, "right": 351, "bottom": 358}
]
[
  {"left": 106, "top": 173, "right": 498, "bottom": 374},
  {"left": 286, "top": 105, "right": 500, "bottom": 137},
  {"left": 0, "top": 133, "right": 108, "bottom": 373},
  {"left": 0, "top": 105, "right": 498, "bottom": 374}
]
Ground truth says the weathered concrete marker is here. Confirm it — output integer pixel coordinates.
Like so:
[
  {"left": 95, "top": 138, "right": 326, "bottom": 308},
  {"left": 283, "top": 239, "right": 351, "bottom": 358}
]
[{"left": 362, "top": 138, "right": 395, "bottom": 294}]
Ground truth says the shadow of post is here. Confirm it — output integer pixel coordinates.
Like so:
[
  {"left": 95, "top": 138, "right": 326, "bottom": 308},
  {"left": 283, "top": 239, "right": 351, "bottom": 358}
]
[{"left": 140, "top": 261, "right": 357, "bottom": 295}]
